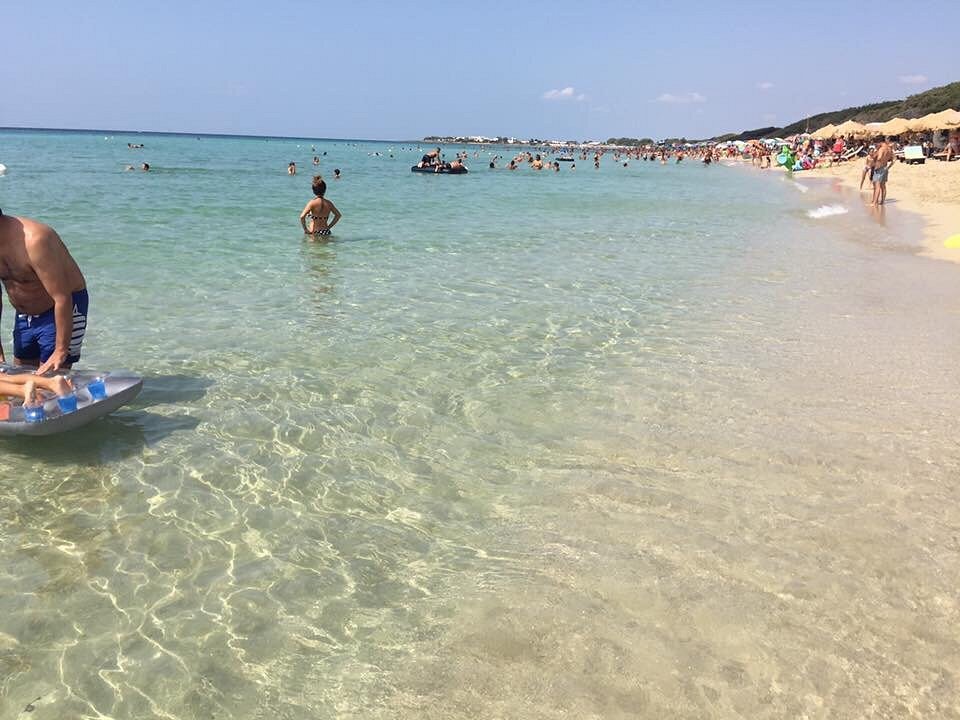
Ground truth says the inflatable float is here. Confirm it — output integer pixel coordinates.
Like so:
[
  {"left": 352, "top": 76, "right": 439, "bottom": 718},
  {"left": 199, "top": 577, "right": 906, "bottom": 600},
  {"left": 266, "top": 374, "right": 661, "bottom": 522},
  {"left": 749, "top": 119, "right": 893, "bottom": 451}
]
[
  {"left": 410, "top": 165, "right": 468, "bottom": 174},
  {"left": 0, "top": 367, "right": 143, "bottom": 436}
]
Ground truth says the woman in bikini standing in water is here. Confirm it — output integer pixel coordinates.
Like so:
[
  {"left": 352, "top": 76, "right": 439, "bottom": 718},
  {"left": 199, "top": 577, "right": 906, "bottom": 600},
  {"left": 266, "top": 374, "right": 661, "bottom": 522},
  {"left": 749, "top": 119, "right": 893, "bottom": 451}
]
[{"left": 299, "top": 176, "right": 342, "bottom": 237}]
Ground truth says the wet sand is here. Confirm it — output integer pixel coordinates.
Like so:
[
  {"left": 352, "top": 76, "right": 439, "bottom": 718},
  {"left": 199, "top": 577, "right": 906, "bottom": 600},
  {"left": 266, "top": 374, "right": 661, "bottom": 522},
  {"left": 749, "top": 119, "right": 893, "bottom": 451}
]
[{"left": 799, "top": 159, "right": 960, "bottom": 264}]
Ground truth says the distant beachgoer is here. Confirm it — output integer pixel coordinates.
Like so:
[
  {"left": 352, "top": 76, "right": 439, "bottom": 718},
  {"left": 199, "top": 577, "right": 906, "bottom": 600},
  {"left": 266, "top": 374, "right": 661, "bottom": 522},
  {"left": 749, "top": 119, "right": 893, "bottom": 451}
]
[
  {"left": 570, "top": 163, "right": 576, "bottom": 171},
  {"left": 299, "top": 176, "right": 342, "bottom": 237},
  {"left": 489, "top": 160, "right": 495, "bottom": 169},
  {"left": 946, "top": 132, "right": 960, "bottom": 161},
  {"left": 508, "top": 160, "right": 517, "bottom": 170},
  {"left": 832, "top": 136, "right": 846, "bottom": 160},
  {"left": 860, "top": 148, "right": 876, "bottom": 190},
  {"left": 871, "top": 138, "right": 894, "bottom": 206},
  {"left": 288, "top": 162, "right": 297, "bottom": 175},
  {"left": 141, "top": 163, "right": 150, "bottom": 171},
  {"left": 0, "top": 210, "right": 89, "bottom": 374},
  {"left": 333, "top": 168, "right": 341, "bottom": 179},
  {"left": 312, "top": 156, "right": 320, "bottom": 166}
]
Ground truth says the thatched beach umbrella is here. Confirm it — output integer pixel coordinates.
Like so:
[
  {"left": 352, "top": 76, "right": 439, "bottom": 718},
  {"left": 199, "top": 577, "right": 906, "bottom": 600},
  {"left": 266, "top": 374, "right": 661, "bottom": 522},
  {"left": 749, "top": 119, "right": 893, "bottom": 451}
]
[
  {"left": 853, "top": 122, "right": 886, "bottom": 138},
  {"left": 833, "top": 120, "right": 866, "bottom": 136},
  {"left": 811, "top": 123, "right": 837, "bottom": 139},
  {"left": 875, "top": 117, "right": 912, "bottom": 136},
  {"left": 925, "top": 108, "right": 960, "bottom": 129}
]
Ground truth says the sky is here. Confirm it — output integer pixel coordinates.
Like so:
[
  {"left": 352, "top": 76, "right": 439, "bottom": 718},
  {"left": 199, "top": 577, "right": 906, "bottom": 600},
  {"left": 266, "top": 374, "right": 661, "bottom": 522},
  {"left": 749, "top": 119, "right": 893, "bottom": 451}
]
[{"left": 3, "top": 0, "right": 958, "bottom": 141}]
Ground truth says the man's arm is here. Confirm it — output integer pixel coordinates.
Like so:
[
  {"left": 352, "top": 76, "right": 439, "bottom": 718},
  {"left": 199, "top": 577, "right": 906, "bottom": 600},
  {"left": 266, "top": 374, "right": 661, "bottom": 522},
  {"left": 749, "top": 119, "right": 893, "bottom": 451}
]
[{"left": 24, "top": 227, "right": 76, "bottom": 374}]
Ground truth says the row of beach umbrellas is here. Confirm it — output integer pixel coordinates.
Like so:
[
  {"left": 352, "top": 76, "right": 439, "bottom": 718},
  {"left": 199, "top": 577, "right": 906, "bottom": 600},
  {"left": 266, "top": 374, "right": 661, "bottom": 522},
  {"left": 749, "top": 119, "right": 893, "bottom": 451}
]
[{"left": 811, "top": 109, "right": 960, "bottom": 139}]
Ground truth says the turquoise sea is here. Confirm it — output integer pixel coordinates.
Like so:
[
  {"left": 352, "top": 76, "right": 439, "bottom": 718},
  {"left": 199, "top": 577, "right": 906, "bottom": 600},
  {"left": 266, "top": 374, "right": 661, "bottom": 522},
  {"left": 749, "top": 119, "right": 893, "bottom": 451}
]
[{"left": 1, "top": 130, "right": 958, "bottom": 719}]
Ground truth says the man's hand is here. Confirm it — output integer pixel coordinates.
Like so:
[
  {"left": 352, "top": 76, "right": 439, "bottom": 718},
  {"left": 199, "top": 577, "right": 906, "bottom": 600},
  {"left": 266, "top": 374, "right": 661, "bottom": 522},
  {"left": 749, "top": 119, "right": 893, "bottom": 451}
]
[{"left": 35, "top": 349, "right": 68, "bottom": 376}]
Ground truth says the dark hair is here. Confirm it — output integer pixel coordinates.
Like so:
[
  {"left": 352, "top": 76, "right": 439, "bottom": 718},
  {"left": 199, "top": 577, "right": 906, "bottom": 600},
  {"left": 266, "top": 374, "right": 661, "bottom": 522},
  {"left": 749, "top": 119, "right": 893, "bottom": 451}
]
[
  {"left": 334, "top": 168, "right": 340, "bottom": 174},
  {"left": 312, "top": 175, "right": 326, "bottom": 197}
]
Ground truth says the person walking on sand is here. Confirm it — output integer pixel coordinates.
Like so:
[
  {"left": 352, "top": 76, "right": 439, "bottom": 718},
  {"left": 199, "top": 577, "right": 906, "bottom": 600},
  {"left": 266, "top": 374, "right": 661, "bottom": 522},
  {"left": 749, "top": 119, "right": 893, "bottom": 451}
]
[
  {"left": 860, "top": 147, "right": 876, "bottom": 191},
  {"left": 871, "top": 138, "right": 894, "bottom": 206},
  {"left": 0, "top": 209, "right": 89, "bottom": 375},
  {"left": 299, "top": 176, "right": 342, "bottom": 237}
]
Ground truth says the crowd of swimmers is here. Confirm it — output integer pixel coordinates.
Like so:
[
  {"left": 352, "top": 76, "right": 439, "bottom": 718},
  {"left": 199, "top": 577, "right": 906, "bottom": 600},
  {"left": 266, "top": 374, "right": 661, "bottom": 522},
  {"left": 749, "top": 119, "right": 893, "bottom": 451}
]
[{"left": 483, "top": 147, "right": 689, "bottom": 172}]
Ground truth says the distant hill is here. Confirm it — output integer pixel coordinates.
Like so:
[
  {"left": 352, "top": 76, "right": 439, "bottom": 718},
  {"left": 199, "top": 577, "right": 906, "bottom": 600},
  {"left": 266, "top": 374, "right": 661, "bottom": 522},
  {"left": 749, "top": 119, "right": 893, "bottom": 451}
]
[{"left": 716, "top": 80, "right": 960, "bottom": 141}]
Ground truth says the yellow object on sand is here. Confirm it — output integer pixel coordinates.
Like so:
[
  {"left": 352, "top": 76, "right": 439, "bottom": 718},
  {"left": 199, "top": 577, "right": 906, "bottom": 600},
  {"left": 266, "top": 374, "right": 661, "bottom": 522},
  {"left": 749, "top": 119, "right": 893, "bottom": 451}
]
[{"left": 944, "top": 235, "right": 960, "bottom": 249}]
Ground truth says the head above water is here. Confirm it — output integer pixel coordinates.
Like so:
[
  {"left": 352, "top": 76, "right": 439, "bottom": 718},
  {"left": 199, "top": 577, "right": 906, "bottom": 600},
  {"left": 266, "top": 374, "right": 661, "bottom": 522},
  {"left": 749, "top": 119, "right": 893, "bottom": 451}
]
[{"left": 312, "top": 175, "right": 326, "bottom": 197}]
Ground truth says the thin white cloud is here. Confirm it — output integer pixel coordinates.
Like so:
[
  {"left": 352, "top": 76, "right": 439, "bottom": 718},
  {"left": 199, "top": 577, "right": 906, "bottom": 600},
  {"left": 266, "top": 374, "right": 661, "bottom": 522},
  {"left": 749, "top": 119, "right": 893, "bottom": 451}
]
[
  {"left": 654, "top": 92, "right": 706, "bottom": 104},
  {"left": 898, "top": 74, "right": 928, "bottom": 85},
  {"left": 542, "top": 87, "right": 585, "bottom": 101},
  {"left": 757, "top": 81, "right": 774, "bottom": 91}
]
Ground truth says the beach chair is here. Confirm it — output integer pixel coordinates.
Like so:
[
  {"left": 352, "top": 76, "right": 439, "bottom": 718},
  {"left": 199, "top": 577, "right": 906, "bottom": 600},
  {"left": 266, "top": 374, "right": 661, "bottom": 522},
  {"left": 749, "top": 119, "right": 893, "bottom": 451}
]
[
  {"left": 902, "top": 146, "right": 925, "bottom": 164},
  {"left": 838, "top": 145, "right": 862, "bottom": 162}
]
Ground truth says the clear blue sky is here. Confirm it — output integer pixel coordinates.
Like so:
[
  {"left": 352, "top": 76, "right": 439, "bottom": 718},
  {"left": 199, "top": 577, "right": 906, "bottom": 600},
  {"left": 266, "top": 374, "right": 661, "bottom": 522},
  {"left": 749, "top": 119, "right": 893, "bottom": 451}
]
[{"left": 3, "top": 0, "right": 957, "bottom": 140}]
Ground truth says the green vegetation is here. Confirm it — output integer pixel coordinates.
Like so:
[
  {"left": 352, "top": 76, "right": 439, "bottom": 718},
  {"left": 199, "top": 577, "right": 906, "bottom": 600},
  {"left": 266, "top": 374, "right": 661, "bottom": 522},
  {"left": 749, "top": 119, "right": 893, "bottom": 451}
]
[{"left": 714, "top": 80, "right": 960, "bottom": 141}]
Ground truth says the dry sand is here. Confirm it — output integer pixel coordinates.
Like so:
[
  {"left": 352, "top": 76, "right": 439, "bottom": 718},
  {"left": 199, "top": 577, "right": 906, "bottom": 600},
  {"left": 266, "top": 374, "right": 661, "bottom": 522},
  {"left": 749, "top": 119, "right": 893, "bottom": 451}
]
[{"left": 800, "top": 158, "right": 960, "bottom": 263}]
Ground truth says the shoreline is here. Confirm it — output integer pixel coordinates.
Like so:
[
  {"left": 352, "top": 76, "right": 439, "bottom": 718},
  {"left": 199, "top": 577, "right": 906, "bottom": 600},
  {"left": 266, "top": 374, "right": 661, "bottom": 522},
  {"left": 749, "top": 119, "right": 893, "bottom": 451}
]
[{"left": 790, "top": 158, "right": 960, "bottom": 264}]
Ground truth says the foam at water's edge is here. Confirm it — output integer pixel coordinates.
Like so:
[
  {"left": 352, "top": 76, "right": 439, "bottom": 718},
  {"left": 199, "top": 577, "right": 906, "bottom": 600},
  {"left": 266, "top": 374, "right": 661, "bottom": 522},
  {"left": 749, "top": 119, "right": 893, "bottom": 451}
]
[{"left": 807, "top": 204, "right": 849, "bottom": 219}]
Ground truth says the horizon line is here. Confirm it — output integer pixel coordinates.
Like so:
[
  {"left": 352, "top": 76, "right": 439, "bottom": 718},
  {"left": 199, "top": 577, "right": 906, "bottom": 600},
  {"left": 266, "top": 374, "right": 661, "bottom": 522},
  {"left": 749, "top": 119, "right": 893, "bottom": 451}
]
[
  {"left": 0, "top": 125, "right": 688, "bottom": 145},
  {"left": 0, "top": 125, "right": 423, "bottom": 145}
]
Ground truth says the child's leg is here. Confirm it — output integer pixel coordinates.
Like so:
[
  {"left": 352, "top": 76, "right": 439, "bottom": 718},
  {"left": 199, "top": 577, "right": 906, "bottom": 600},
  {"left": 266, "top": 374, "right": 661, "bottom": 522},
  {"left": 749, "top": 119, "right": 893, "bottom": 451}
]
[
  {"left": 0, "top": 378, "right": 31, "bottom": 400},
  {"left": 0, "top": 374, "right": 72, "bottom": 399}
]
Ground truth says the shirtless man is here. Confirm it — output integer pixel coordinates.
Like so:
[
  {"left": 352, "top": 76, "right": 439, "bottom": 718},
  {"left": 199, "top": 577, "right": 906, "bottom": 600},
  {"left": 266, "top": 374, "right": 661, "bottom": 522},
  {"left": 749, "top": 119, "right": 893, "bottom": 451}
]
[
  {"left": 299, "top": 176, "right": 342, "bottom": 237},
  {"left": 418, "top": 147, "right": 441, "bottom": 168},
  {"left": 0, "top": 210, "right": 89, "bottom": 374},
  {"left": 871, "top": 137, "right": 894, "bottom": 206}
]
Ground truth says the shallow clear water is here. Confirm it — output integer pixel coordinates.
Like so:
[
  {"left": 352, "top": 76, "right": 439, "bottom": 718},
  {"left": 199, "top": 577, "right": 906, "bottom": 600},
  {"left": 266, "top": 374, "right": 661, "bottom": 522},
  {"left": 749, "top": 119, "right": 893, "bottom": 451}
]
[{"left": 1, "top": 131, "right": 958, "bottom": 719}]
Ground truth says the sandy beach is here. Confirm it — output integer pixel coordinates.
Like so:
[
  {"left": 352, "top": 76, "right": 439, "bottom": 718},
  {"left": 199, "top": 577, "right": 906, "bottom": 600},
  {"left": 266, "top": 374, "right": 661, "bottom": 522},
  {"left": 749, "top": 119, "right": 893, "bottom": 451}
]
[{"left": 799, "top": 158, "right": 960, "bottom": 263}]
